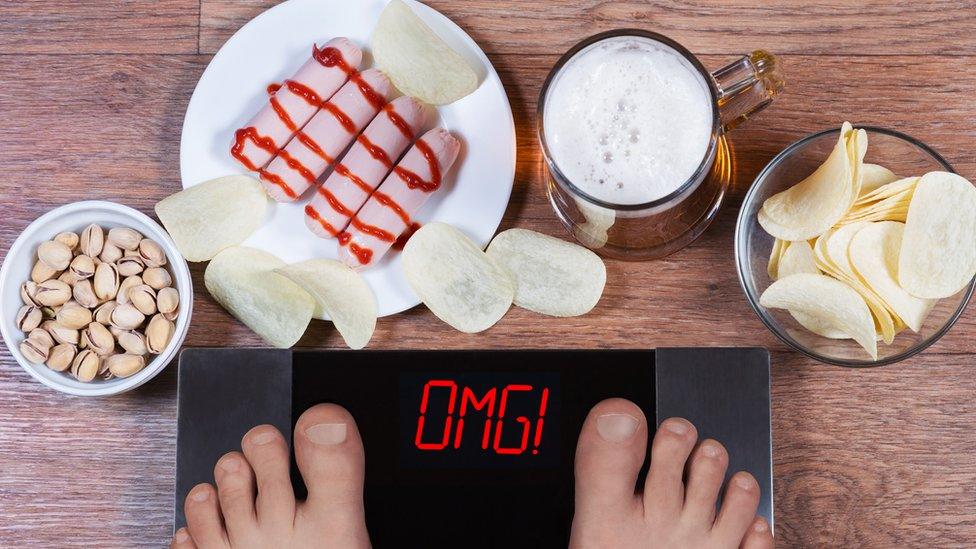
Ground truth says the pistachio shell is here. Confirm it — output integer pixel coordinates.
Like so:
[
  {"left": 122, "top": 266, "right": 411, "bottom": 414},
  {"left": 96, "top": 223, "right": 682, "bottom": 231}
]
[
  {"left": 16, "top": 305, "right": 42, "bottom": 332},
  {"left": 57, "top": 270, "right": 82, "bottom": 285},
  {"left": 30, "top": 260, "right": 59, "bottom": 283},
  {"left": 80, "top": 224, "right": 104, "bottom": 257},
  {"left": 20, "top": 281, "right": 40, "bottom": 306},
  {"left": 69, "top": 254, "right": 95, "bottom": 279},
  {"left": 71, "top": 349, "right": 100, "bottom": 382},
  {"left": 117, "top": 330, "right": 149, "bottom": 356},
  {"left": 109, "top": 325, "right": 125, "bottom": 338},
  {"left": 116, "top": 275, "right": 142, "bottom": 305},
  {"left": 48, "top": 322, "right": 79, "bottom": 346},
  {"left": 54, "top": 231, "right": 79, "bottom": 250},
  {"left": 110, "top": 303, "right": 145, "bottom": 330},
  {"left": 28, "top": 327, "right": 55, "bottom": 349},
  {"left": 138, "top": 239, "right": 167, "bottom": 268},
  {"left": 56, "top": 302, "right": 93, "bottom": 330},
  {"left": 20, "top": 338, "right": 50, "bottom": 364},
  {"left": 143, "top": 267, "right": 173, "bottom": 290},
  {"left": 46, "top": 343, "right": 76, "bottom": 372},
  {"left": 34, "top": 279, "right": 72, "bottom": 306},
  {"left": 38, "top": 240, "right": 73, "bottom": 271},
  {"left": 99, "top": 242, "right": 123, "bottom": 263},
  {"left": 83, "top": 322, "right": 115, "bottom": 356},
  {"left": 72, "top": 279, "right": 99, "bottom": 309},
  {"left": 92, "top": 301, "right": 118, "bottom": 325},
  {"left": 108, "top": 227, "right": 142, "bottom": 251},
  {"left": 93, "top": 262, "right": 120, "bottom": 300},
  {"left": 146, "top": 314, "right": 175, "bottom": 354},
  {"left": 116, "top": 256, "right": 145, "bottom": 277},
  {"left": 106, "top": 353, "right": 145, "bottom": 378},
  {"left": 156, "top": 287, "right": 179, "bottom": 315},
  {"left": 128, "top": 284, "right": 157, "bottom": 316}
]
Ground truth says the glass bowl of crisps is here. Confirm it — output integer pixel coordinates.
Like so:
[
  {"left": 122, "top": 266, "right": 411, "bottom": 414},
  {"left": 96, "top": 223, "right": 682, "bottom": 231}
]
[{"left": 736, "top": 125, "right": 975, "bottom": 367}]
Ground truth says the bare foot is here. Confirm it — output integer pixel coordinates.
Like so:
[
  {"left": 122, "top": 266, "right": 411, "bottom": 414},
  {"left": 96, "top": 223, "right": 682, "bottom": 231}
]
[
  {"left": 171, "top": 404, "right": 370, "bottom": 549},
  {"left": 570, "top": 399, "right": 774, "bottom": 549}
]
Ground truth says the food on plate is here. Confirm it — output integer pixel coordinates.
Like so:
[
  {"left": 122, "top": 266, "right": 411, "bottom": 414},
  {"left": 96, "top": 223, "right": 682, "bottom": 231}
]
[
  {"left": 402, "top": 223, "right": 514, "bottom": 333},
  {"left": 261, "top": 69, "right": 394, "bottom": 201},
  {"left": 858, "top": 164, "right": 900, "bottom": 195},
  {"left": 898, "top": 171, "right": 976, "bottom": 298},
  {"left": 775, "top": 240, "right": 819, "bottom": 280},
  {"left": 231, "top": 37, "right": 363, "bottom": 171},
  {"left": 758, "top": 122, "right": 867, "bottom": 241},
  {"left": 849, "top": 222, "right": 936, "bottom": 332},
  {"left": 760, "top": 273, "right": 878, "bottom": 360},
  {"left": 155, "top": 175, "right": 268, "bottom": 262},
  {"left": 486, "top": 228, "right": 606, "bottom": 317},
  {"left": 12, "top": 225, "right": 180, "bottom": 381},
  {"left": 372, "top": 0, "right": 479, "bottom": 105},
  {"left": 276, "top": 260, "right": 377, "bottom": 350},
  {"left": 305, "top": 96, "right": 428, "bottom": 238},
  {"left": 204, "top": 246, "right": 314, "bottom": 349},
  {"left": 339, "top": 128, "right": 460, "bottom": 268}
]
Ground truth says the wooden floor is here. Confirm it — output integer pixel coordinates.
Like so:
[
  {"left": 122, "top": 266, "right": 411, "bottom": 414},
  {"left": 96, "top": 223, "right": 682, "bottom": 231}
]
[{"left": 0, "top": 1, "right": 974, "bottom": 547}]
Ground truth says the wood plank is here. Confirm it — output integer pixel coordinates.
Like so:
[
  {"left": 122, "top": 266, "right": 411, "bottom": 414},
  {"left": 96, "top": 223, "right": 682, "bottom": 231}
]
[
  {"left": 200, "top": 0, "right": 976, "bottom": 56},
  {"left": 0, "top": 1, "right": 199, "bottom": 54}
]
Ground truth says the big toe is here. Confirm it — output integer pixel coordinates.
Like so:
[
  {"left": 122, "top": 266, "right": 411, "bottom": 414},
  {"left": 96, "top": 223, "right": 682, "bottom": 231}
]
[{"left": 293, "top": 403, "right": 369, "bottom": 548}]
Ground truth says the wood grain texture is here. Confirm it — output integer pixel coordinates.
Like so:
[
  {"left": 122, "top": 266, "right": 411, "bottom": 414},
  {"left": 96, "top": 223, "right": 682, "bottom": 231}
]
[{"left": 1, "top": 1, "right": 976, "bottom": 547}]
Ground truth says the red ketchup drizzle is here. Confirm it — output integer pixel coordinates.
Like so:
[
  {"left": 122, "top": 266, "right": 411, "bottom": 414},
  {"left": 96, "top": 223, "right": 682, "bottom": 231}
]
[
  {"left": 394, "top": 139, "right": 442, "bottom": 193},
  {"left": 267, "top": 83, "right": 282, "bottom": 95},
  {"left": 305, "top": 205, "right": 339, "bottom": 237}
]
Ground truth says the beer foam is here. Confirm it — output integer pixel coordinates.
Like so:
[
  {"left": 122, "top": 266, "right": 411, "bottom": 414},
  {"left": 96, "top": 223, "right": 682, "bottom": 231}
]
[{"left": 544, "top": 36, "right": 713, "bottom": 205}]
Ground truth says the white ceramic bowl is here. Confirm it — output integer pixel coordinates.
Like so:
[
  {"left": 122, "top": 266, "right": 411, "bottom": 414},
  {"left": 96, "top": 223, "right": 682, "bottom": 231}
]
[{"left": 0, "top": 201, "right": 193, "bottom": 396}]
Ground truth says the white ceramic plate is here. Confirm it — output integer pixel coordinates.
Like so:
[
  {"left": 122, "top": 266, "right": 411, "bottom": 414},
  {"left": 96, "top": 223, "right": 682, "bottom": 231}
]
[{"left": 180, "top": 0, "right": 516, "bottom": 317}]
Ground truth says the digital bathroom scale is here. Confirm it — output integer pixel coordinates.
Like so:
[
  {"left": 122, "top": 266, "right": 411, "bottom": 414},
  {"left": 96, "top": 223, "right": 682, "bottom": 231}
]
[{"left": 175, "top": 348, "right": 772, "bottom": 548}]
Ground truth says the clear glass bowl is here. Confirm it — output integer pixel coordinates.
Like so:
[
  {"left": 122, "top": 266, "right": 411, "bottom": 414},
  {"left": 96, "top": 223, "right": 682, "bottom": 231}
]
[{"left": 735, "top": 126, "right": 975, "bottom": 367}]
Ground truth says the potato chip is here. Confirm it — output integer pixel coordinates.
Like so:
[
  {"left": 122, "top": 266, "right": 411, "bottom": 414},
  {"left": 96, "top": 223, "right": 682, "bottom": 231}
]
[
  {"left": 573, "top": 198, "right": 615, "bottom": 249},
  {"left": 767, "top": 238, "right": 786, "bottom": 279},
  {"left": 205, "top": 247, "right": 314, "bottom": 348},
  {"left": 402, "top": 223, "right": 514, "bottom": 333},
  {"left": 858, "top": 164, "right": 900, "bottom": 195},
  {"left": 792, "top": 310, "right": 849, "bottom": 339},
  {"left": 899, "top": 171, "right": 976, "bottom": 298},
  {"left": 276, "top": 260, "right": 376, "bottom": 350},
  {"left": 760, "top": 273, "right": 878, "bottom": 360},
  {"left": 849, "top": 222, "right": 936, "bottom": 332},
  {"left": 155, "top": 175, "right": 268, "bottom": 262},
  {"left": 372, "top": 0, "right": 479, "bottom": 105},
  {"left": 777, "top": 240, "right": 820, "bottom": 279},
  {"left": 486, "top": 228, "right": 606, "bottom": 317},
  {"left": 854, "top": 176, "right": 918, "bottom": 206},
  {"left": 759, "top": 122, "right": 865, "bottom": 241}
]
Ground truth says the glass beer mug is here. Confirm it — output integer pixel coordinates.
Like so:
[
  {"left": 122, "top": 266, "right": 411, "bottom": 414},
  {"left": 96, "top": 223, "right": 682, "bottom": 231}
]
[{"left": 539, "top": 29, "right": 784, "bottom": 260}]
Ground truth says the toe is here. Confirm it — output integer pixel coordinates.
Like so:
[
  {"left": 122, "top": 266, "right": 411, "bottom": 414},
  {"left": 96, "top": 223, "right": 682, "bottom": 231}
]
[
  {"left": 213, "top": 452, "right": 258, "bottom": 544},
  {"left": 293, "top": 403, "right": 368, "bottom": 544},
  {"left": 642, "top": 417, "right": 698, "bottom": 521},
  {"left": 682, "top": 439, "right": 729, "bottom": 527},
  {"left": 712, "top": 471, "right": 762, "bottom": 545},
  {"left": 241, "top": 424, "right": 296, "bottom": 529},
  {"left": 184, "top": 483, "right": 228, "bottom": 549},
  {"left": 573, "top": 398, "right": 648, "bottom": 517},
  {"left": 170, "top": 527, "right": 197, "bottom": 549},
  {"left": 739, "top": 517, "right": 774, "bottom": 549}
]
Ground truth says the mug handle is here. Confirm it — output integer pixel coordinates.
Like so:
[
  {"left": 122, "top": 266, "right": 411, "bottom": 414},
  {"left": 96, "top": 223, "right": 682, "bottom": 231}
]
[{"left": 712, "top": 50, "right": 784, "bottom": 132}]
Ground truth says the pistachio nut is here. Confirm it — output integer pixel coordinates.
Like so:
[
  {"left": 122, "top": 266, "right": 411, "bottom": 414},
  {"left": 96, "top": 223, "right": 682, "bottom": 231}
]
[
  {"left": 110, "top": 303, "right": 145, "bottom": 330},
  {"left": 20, "top": 281, "right": 40, "bottom": 306},
  {"left": 128, "top": 284, "right": 157, "bottom": 316},
  {"left": 93, "top": 262, "right": 120, "bottom": 300},
  {"left": 82, "top": 321, "right": 115, "bottom": 356},
  {"left": 146, "top": 313, "right": 175, "bottom": 354},
  {"left": 117, "top": 330, "right": 149, "bottom": 356},
  {"left": 107, "top": 227, "right": 142, "bottom": 251},
  {"left": 71, "top": 349, "right": 100, "bottom": 382},
  {"left": 117, "top": 256, "right": 145, "bottom": 277},
  {"left": 46, "top": 343, "right": 76, "bottom": 372},
  {"left": 72, "top": 279, "right": 100, "bottom": 309},
  {"left": 138, "top": 239, "right": 167, "bottom": 268},
  {"left": 30, "top": 260, "right": 59, "bottom": 283},
  {"left": 80, "top": 224, "right": 104, "bottom": 257},
  {"left": 16, "top": 305, "right": 42, "bottom": 332},
  {"left": 156, "top": 287, "right": 179, "bottom": 318},
  {"left": 93, "top": 300, "right": 117, "bottom": 325},
  {"left": 54, "top": 231, "right": 80, "bottom": 250},
  {"left": 143, "top": 267, "right": 173, "bottom": 290},
  {"left": 69, "top": 254, "right": 95, "bottom": 280},
  {"left": 29, "top": 327, "right": 56, "bottom": 349},
  {"left": 116, "top": 275, "right": 142, "bottom": 305},
  {"left": 40, "top": 306, "right": 57, "bottom": 319},
  {"left": 56, "top": 302, "right": 93, "bottom": 330},
  {"left": 38, "top": 240, "right": 73, "bottom": 271},
  {"left": 48, "top": 322, "right": 79, "bottom": 346},
  {"left": 34, "top": 279, "right": 72, "bottom": 306},
  {"left": 20, "top": 338, "right": 50, "bottom": 364},
  {"left": 99, "top": 242, "right": 123, "bottom": 263},
  {"left": 106, "top": 353, "right": 145, "bottom": 378}
]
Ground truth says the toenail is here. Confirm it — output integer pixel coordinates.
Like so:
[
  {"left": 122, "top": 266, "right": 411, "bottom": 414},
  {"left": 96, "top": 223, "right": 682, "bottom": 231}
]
[
  {"left": 219, "top": 455, "right": 242, "bottom": 473},
  {"left": 663, "top": 418, "right": 689, "bottom": 435},
  {"left": 596, "top": 413, "right": 640, "bottom": 442},
  {"left": 305, "top": 422, "right": 348, "bottom": 445},
  {"left": 701, "top": 441, "right": 723, "bottom": 458},
  {"left": 190, "top": 487, "right": 210, "bottom": 502},
  {"left": 734, "top": 474, "right": 756, "bottom": 491},
  {"left": 753, "top": 518, "right": 769, "bottom": 533},
  {"left": 175, "top": 528, "right": 190, "bottom": 543},
  {"left": 250, "top": 429, "right": 279, "bottom": 446}
]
